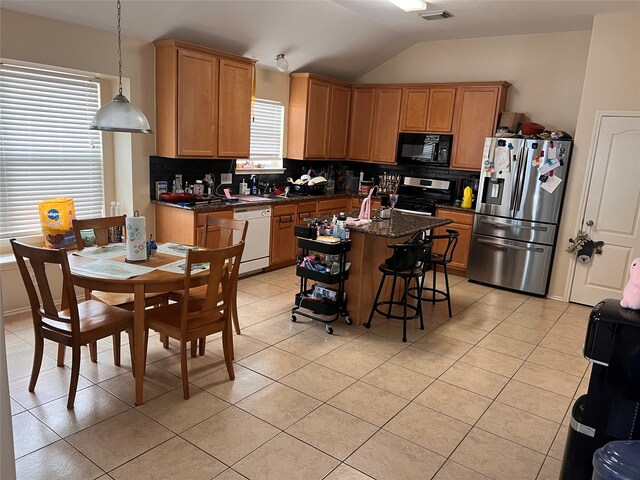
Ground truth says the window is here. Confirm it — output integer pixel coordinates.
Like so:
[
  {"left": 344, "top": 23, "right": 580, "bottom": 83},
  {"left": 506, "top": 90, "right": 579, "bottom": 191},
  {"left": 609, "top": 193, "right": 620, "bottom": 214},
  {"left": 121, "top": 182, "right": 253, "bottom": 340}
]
[
  {"left": 0, "top": 64, "right": 104, "bottom": 239},
  {"left": 243, "top": 98, "right": 284, "bottom": 167}
]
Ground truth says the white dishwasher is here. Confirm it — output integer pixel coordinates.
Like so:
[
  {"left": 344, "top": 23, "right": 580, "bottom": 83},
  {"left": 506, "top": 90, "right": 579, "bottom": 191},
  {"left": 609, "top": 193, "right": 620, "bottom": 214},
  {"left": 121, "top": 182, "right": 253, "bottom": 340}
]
[{"left": 233, "top": 206, "right": 271, "bottom": 275}]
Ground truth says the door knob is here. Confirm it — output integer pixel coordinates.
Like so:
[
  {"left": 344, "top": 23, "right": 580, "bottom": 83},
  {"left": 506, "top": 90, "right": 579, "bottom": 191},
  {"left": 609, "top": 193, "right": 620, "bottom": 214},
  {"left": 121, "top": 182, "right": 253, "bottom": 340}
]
[{"left": 586, "top": 220, "right": 594, "bottom": 227}]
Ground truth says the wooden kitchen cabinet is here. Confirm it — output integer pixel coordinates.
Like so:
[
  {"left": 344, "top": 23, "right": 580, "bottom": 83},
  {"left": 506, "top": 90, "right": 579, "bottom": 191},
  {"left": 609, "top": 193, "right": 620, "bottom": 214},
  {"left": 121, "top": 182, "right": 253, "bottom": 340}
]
[
  {"left": 450, "top": 83, "right": 510, "bottom": 171},
  {"left": 270, "top": 204, "right": 297, "bottom": 266},
  {"left": 350, "top": 196, "right": 381, "bottom": 211},
  {"left": 370, "top": 87, "right": 402, "bottom": 164},
  {"left": 399, "top": 87, "right": 456, "bottom": 133},
  {"left": 154, "top": 39, "right": 255, "bottom": 159},
  {"left": 287, "top": 74, "right": 351, "bottom": 160},
  {"left": 317, "top": 198, "right": 350, "bottom": 216},
  {"left": 426, "top": 88, "right": 456, "bottom": 132},
  {"left": 155, "top": 202, "right": 234, "bottom": 248},
  {"left": 433, "top": 208, "right": 474, "bottom": 274},
  {"left": 296, "top": 201, "right": 318, "bottom": 224},
  {"left": 347, "top": 88, "right": 375, "bottom": 161}
]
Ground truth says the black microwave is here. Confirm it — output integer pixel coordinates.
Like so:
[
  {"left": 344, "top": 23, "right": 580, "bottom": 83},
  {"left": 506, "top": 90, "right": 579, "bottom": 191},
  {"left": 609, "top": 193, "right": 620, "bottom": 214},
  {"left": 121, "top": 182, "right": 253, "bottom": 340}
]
[{"left": 397, "top": 133, "right": 452, "bottom": 167}]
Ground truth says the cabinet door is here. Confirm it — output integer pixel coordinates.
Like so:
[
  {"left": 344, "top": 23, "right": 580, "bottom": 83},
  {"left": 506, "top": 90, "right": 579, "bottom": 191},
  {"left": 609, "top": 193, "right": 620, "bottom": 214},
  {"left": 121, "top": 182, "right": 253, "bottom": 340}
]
[
  {"left": 177, "top": 49, "right": 218, "bottom": 157},
  {"left": 432, "top": 222, "right": 473, "bottom": 271},
  {"left": 195, "top": 210, "right": 234, "bottom": 248},
  {"left": 297, "top": 201, "right": 318, "bottom": 224},
  {"left": 327, "top": 84, "right": 351, "bottom": 159},
  {"left": 304, "top": 79, "right": 331, "bottom": 159},
  {"left": 370, "top": 88, "right": 402, "bottom": 164},
  {"left": 218, "top": 58, "right": 253, "bottom": 158},
  {"left": 270, "top": 213, "right": 297, "bottom": 264},
  {"left": 450, "top": 86, "right": 500, "bottom": 171},
  {"left": 426, "top": 88, "right": 456, "bottom": 133},
  {"left": 348, "top": 88, "right": 375, "bottom": 161},
  {"left": 399, "top": 88, "right": 429, "bottom": 132},
  {"left": 317, "top": 198, "right": 349, "bottom": 216}
]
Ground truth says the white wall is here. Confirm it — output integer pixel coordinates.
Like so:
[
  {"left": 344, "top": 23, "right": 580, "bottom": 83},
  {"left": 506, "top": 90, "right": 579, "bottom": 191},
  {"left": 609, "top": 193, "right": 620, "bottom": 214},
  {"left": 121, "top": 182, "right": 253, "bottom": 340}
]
[
  {"left": 550, "top": 11, "right": 640, "bottom": 299},
  {"left": 358, "top": 31, "right": 592, "bottom": 136}
]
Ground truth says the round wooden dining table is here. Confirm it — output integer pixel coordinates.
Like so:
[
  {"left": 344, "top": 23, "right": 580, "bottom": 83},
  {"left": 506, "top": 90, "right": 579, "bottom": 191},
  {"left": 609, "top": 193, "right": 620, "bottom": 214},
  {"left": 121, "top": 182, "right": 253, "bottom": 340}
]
[{"left": 67, "top": 247, "right": 210, "bottom": 405}]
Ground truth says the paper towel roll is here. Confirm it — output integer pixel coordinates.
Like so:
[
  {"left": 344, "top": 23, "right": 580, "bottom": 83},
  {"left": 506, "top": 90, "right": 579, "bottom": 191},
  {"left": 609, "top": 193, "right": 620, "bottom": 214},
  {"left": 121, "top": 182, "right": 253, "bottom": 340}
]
[{"left": 126, "top": 215, "right": 147, "bottom": 262}]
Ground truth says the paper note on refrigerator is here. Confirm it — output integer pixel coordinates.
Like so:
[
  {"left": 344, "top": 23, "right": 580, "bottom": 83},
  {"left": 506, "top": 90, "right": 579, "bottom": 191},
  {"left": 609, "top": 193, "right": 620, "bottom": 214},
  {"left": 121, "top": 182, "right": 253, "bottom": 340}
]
[
  {"left": 495, "top": 147, "right": 510, "bottom": 171},
  {"left": 541, "top": 174, "right": 562, "bottom": 193},
  {"left": 482, "top": 138, "right": 492, "bottom": 160},
  {"left": 538, "top": 157, "right": 560, "bottom": 175}
]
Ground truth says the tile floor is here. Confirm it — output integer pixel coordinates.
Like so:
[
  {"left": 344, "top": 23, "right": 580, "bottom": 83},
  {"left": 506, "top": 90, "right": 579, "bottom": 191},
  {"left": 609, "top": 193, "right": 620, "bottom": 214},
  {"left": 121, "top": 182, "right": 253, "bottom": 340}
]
[{"left": 4, "top": 266, "right": 593, "bottom": 479}]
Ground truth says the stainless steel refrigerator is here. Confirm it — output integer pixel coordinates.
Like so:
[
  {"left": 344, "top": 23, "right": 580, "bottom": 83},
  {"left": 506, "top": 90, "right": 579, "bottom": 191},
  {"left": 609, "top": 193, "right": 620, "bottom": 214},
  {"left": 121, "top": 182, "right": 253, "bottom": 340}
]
[{"left": 467, "top": 137, "right": 572, "bottom": 295}]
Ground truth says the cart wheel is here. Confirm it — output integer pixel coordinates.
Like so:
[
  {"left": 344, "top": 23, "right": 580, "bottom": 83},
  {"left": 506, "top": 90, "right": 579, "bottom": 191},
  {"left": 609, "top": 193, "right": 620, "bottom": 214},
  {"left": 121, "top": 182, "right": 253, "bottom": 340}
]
[
  {"left": 291, "top": 314, "right": 297, "bottom": 323},
  {"left": 326, "top": 325, "right": 333, "bottom": 335},
  {"left": 345, "top": 316, "right": 352, "bottom": 325}
]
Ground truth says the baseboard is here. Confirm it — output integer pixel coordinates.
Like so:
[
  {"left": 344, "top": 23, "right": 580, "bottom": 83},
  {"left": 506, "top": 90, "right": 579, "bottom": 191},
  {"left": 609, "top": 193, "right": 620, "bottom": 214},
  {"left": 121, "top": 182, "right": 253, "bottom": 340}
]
[{"left": 3, "top": 295, "right": 85, "bottom": 319}]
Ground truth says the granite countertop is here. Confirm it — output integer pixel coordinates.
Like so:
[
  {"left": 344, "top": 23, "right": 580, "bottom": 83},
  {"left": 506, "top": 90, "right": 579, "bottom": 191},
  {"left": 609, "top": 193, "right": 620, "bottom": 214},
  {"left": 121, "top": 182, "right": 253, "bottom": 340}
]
[
  {"left": 316, "top": 210, "right": 453, "bottom": 239},
  {"left": 435, "top": 203, "right": 476, "bottom": 213}
]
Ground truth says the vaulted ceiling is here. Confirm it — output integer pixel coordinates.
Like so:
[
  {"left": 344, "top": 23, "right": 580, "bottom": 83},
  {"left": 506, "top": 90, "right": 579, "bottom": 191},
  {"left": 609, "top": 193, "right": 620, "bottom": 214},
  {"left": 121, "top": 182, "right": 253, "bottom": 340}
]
[{"left": 2, "top": 0, "right": 639, "bottom": 81}]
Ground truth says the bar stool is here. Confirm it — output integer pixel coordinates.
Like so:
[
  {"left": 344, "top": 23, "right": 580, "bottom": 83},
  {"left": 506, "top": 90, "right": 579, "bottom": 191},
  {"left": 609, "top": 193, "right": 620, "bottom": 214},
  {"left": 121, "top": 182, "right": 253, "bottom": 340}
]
[
  {"left": 364, "top": 235, "right": 432, "bottom": 342},
  {"left": 410, "top": 229, "right": 459, "bottom": 317}
]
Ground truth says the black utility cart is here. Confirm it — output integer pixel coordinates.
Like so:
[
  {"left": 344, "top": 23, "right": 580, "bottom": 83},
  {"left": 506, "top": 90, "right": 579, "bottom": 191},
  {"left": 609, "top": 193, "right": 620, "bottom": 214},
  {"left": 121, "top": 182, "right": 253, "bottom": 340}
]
[{"left": 291, "top": 237, "right": 351, "bottom": 334}]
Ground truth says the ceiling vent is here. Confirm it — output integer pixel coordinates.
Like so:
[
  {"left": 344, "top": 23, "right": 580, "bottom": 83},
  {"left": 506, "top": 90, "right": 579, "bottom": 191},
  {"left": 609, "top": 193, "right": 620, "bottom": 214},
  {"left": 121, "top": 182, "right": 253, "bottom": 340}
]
[{"left": 419, "top": 10, "right": 453, "bottom": 20}]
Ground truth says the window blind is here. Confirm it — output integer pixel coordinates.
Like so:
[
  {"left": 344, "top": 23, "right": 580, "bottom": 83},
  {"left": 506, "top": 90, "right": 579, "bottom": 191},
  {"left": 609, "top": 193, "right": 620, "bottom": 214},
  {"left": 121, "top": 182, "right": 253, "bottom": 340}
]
[
  {"left": 249, "top": 98, "right": 284, "bottom": 161},
  {"left": 0, "top": 64, "right": 104, "bottom": 239}
]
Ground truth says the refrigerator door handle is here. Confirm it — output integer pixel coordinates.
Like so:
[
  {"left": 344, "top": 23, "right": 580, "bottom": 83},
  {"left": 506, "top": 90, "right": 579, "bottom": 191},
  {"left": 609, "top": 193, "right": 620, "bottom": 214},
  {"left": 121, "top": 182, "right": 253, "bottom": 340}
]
[
  {"left": 515, "top": 146, "right": 529, "bottom": 213},
  {"left": 478, "top": 238, "right": 545, "bottom": 253},
  {"left": 479, "top": 218, "right": 549, "bottom": 232}
]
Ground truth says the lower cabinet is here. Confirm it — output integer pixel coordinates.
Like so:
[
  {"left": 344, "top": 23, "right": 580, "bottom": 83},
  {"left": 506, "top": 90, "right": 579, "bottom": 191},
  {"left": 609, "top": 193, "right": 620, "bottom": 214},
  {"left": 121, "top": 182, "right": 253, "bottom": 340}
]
[
  {"left": 433, "top": 208, "right": 474, "bottom": 274},
  {"left": 155, "top": 203, "right": 233, "bottom": 247},
  {"left": 350, "top": 196, "right": 381, "bottom": 211},
  {"left": 270, "top": 204, "right": 297, "bottom": 266},
  {"left": 317, "top": 198, "right": 349, "bottom": 216}
]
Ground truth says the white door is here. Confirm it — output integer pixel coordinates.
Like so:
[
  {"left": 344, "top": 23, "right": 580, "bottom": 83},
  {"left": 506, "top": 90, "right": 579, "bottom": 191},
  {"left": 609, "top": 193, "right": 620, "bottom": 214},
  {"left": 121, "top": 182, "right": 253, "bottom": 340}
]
[{"left": 570, "top": 113, "right": 640, "bottom": 305}]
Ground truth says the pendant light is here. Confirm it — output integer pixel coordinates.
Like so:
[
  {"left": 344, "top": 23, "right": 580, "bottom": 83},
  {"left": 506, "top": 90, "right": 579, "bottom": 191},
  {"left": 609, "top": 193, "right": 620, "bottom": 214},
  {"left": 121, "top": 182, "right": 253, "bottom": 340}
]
[
  {"left": 275, "top": 54, "right": 289, "bottom": 72},
  {"left": 90, "top": 0, "right": 151, "bottom": 133}
]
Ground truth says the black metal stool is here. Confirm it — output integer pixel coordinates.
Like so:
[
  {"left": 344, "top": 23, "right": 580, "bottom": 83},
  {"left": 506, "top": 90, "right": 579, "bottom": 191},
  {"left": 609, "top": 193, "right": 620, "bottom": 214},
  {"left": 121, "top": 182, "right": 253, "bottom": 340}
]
[
  {"left": 410, "top": 229, "right": 459, "bottom": 317},
  {"left": 364, "top": 236, "right": 432, "bottom": 342}
]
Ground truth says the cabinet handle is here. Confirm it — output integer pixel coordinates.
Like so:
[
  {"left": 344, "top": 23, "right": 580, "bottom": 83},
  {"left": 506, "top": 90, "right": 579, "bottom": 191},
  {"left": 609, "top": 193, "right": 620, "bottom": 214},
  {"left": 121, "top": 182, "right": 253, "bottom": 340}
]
[{"left": 280, "top": 215, "right": 294, "bottom": 224}]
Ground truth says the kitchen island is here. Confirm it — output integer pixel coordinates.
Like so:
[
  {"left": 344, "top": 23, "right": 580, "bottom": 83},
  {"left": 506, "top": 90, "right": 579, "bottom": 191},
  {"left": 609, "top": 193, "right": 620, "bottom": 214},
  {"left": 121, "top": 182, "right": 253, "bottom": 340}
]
[{"left": 320, "top": 210, "right": 453, "bottom": 325}]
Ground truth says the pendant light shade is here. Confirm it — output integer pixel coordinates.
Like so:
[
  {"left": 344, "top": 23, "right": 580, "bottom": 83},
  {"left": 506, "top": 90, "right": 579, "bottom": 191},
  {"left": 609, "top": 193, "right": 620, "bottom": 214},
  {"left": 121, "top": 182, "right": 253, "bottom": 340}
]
[
  {"left": 275, "top": 54, "right": 289, "bottom": 72},
  {"left": 90, "top": 0, "right": 152, "bottom": 134}
]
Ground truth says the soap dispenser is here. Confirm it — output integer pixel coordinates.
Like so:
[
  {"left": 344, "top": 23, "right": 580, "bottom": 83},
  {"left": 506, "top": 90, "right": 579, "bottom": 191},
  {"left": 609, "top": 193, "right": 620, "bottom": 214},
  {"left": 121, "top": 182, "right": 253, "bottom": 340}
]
[{"left": 250, "top": 175, "right": 257, "bottom": 195}]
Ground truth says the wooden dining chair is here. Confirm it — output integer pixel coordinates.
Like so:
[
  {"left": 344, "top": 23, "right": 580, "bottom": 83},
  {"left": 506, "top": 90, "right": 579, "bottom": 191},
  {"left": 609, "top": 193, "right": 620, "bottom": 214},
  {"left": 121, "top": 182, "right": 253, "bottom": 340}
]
[
  {"left": 144, "top": 241, "right": 245, "bottom": 399},
  {"left": 10, "top": 239, "right": 134, "bottom": 409}
]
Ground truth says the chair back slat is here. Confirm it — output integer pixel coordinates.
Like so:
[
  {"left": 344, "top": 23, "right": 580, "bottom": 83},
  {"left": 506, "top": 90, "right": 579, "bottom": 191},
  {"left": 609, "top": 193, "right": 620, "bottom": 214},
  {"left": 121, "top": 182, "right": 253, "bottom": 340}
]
[
  {"left": 201, "top": 216, "right": 248, "bottom": 248},
  {"left": 10, "top": 239, "right": 80, "bottom": 336},
  {"left": 428, "top": 229, "right": 459, "bottom": 263},
  {"left": 72, "top": 215, "right": 127, "bottom": 250}
]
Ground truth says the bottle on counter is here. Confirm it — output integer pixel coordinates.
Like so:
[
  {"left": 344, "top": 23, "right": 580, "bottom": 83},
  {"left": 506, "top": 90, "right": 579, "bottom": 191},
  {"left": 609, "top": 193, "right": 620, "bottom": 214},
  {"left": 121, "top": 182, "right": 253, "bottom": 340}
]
[{"left": 336, "top": 212, "right": 347, "bottom": 239}]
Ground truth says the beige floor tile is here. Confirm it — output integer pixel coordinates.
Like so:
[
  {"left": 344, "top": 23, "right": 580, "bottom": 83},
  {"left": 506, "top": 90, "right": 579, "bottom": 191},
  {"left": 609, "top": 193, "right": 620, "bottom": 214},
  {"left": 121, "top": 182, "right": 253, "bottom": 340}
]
[
  {"left": 492, "top": 322, "right": 546, "bottom": 345},
  {"left": 235, "top": 290, "right": 263, "bottom": 307},
  {"left": 477, "top": 402, "right": 560, "bottom": 454},
  {"left": 537, "top": 456, "right": 562, "bottom": 480},
  {"left": 361, "top": 362, "right": 434, "bottom": 399},
  {"left": 434, "top": 460, "right": 492, "bottom": 479},
  {"left": 439, "top": 363, "right": 509, "bottom": 399},
  {"left": 528, "top": 346, "right": 589, "bottom": 377},
  {"left": 110, "top": 436, "right": 226, "bottom": 480},
  {"left": 10, "top": 366, "right": 92, "bottom": 409},
  {"left": 451, "top": 428, "right": 545, "bottom": 480},
  {"left": 143, "top": 337, "right": 182, "bottom": 364},
  {"left": 325, "top": 464, "right": 374, "bottom": 479},
  {"left": 477, "top": 290, "right": 528, "bottom": 310},
  {"left": 214, "top": 469, "right": 247, "bottom": 480},
  {"left": 237, "top": 382, "right": 321, "bottom": 429},
  {"left": 4, "top": 312, "right": 33, "bottom": 332},
  {"left": 181, "top": 406, "right": 279, "bottom": 465},
  {"left": 12, "top": 411, "right": 60, "bottom": 458},
  {"left": 432, "top": 321, "right": 488, "bottom": 344},
  {"left": 415, "top": 380, "right": 492, "bottom": 425},
  {"left": 275, "top": 331, "right": 346, "bottom": 360},
  {"left": 205, "top": 333, "right": 269, "bottom": 361},
  {"left": 503, "top": 311, "right": 556, "bottom": 332},
  {"left": 241, "top": 318, "right": 305, "bottom": 345},
  {"left": 4, "top": 332, "right": 32, "bottom": 356},
  {"left": 304, "top": 320, "right": 367, "bottom": 340},
  {"left": 346, "top": 430, "right": 445, "bottom": 480},
  {"left": 538, "top": 333, "right": 584, "bottom": 357},
  {"left": 388, "top": 346, "right": 456, "bottom": 378},
  {"left": 548, "top": 322, "right": 586, "bottom": 341},
  {"left": 348, "top": 333, "right": 410, "bottom": 360},
  {"left": 413, "top": 333, "right": 473, "bottom": 360},
  {"left": 459, "top": 346, "right": 524, "bottom": 377},
  {"left": 10, "top": 397, "right": 25, "bottom": 415},
  {"left": 453, "top": 314, "right": 502, "bottom": 332},
  {"left": 234, "top": 432, "right": 339, "bottom": 480},
  {"left": 565, "top": 303, "right": 592, "bottom": 316},
  {"left": 557, "top": 311, "right": 589, "bottom": 328},
  {"left": 287, "top": 404, "right": 378, "bottom": 460},
  {"left": 548, "top": 425, "right": 569, "bottom": 460},
  {"left": 7, "top": 348, "right": 57, "bottom": 383},
  {"left": 238, "top": 281, "right": 288, "bottom": 299},
  {"left": 461, "top": 302, "right": 518, "bottom": 320},
  {"left": 315, "top": 345, "right": 385, "bottom": 379},
  {"left": 30, "top": 385, "right": 130, "bottom": 437},
  {"left": 369, "top": 319, "right": 429, "bottom": 343},
  {"left": 192, "top": 364, "right": 273, "bottom": 403},
  {"left": 279, "top": 362, "right": 355, "bottom": 401},
  {"left": 328, "top": 381, "right": 408, "bottom": 427},
  {"left": 77, "top": 347, "right": 133, "bottom": 384},
  {"left": 66, "top": 410, "right": 173, "bottom": 471},
  {"left": 153, "top": 350, "right": 226, "bottom": 380},
  {"left": 15, "top": 440, "right": 104, "bottom": 480},
  {"left": 237, "top": 346, "right": 308, "bottom": 379},
  {"left": 516, "top": 298, "right": 567, "bottom": 317},
  {"left": 514, "top": 363, "right": 581, "bottom": 397},
  {"left": 137, "top": 386, "right": 229, "bottom": 433},
  {"left": 384, "top": 402, "right": 471, "bottom": 456},
  {"left": 99, "top": 364, "right": 182, "bottom": 406},
  {"left": 496, "top": 380, "right": 572, "bottom": 424},
  {"left": 477, "top": 332, "right": 536, "bottom": 360}
]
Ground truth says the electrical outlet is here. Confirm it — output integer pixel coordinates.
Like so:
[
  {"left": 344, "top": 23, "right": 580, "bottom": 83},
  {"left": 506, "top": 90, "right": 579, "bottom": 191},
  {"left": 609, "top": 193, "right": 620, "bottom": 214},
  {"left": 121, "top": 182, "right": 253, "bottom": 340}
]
[{"left": 221, "top": 173, "right": 232, "bottom": 185}]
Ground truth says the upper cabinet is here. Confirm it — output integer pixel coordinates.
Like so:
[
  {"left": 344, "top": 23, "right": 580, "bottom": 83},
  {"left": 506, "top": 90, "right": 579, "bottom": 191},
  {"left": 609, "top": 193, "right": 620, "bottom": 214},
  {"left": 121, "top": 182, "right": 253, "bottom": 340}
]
[
  {"left": 348, "top": 86, "right": 401, "bottom": 163},
  {"left": 287, "top": 73, "right": 351, "bottom": 160},
  {"left": 154, "top": 40, "right": 255, "bottom": 159},
  {"left": 399, "top": 87, "right": 456, "bottom": 133},
  {"left": 450, "top": 83, "right": 510, "bottom": 171}
]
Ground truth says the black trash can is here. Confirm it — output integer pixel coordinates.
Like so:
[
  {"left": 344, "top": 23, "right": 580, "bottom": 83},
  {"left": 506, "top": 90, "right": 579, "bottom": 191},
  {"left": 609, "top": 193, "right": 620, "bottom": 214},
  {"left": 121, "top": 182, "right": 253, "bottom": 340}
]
[
  {"left": 592, "top": 440, "right": 640, "bottom": 480},
  {"left": 560, "top": 395, "right": 599, "bottom": 480}
]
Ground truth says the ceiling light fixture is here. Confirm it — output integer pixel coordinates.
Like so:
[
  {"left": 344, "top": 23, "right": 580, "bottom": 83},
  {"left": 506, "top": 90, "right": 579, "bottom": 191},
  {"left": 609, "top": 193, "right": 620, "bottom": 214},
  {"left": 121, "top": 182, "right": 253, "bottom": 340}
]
[
  {"left": 90, "top": 0, "right": 151, "bottom": 134},
  {"left": 419, "top": 9, "right": 454, "bottom": 20},
  {"left": 388, "top": 0, "right": 426, "bottom": 12},
  {"left": 275, "top": 54, "right": 289, "bottom": 72}
]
